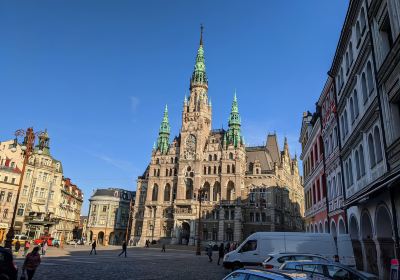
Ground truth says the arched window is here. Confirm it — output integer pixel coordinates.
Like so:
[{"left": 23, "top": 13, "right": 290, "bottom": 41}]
[
  {"left": 229, "top": 152, "right": 234, "bottom": 160},
  {"left": 208, "top": 155, "right": 212, "bottom": 161},
  {"left": 232, "top": 164, "right": 236, "bottom": 173},
  {"left": 204, "top": 166, "right": 207, "bottom": 175},
  {"left": 356, "top": 21, "right": 361, "bottom": 44},
  {"left": 213, "top": 154, "right": 217, "bottom": 161},
  {"left": 355, "top": 150, "right": 361, "bottom": 180},
  {"left": 374, "top": 127, "right": 383, "bottom": 163},
  {"left": 152, "top": 184, "right": 159, "bottom": 201},
  {"left": 156, "top": 158, "right": 160, "bottom": 164},
  {"left": 359, "top": 145, "right": 366, "bottom": 176},
  {"left": 349, "top": 158, "right": 354, "bottom": 185},
  {"left": 360, "top": 8, "right": 366, "bottom": 31},
  {"left": 349, "top": 42, "right": 353, "bottom": 64},
  {"left": 164, "top": 184, "right": 171, "bottom": 201},
  {"left": 171, "top": 157, "right": 174, "bottom": 164},
  {"left": 361, "top": 73, "right": 368, "bottom": 104},
  {"left": 218, "top": 166, "right": 221, "bottom": 174},
  {"left": 165, "top": 168, "right": 169, "bottom": 176},
  {"left": 227, "top": 165, "right": 230, "bottom": 174},
  {"left": 213, "top": 166, "right": 216, "bottom": 174},
  {"left": 366, "top": 62, "right": 374, "bottom": 95},
  {"left": 169, "top": 168, "right": 172, "bottom": 176},
  {"left": 345, "top": 162, "right": 350, "bottom": 188},
  {"left": 185, "top": 179, "right": 193, "bottom": 200},
  {"left": 157, "top": 169, "right": 160, "bottom": 177},
  {"left": 368, "top": 134, "right": 376, "bottom": 167},
  {"left": 350, "top": 97, "right": 355, "bottom": 122},
  {"left": 153, "top": 169, "right": 156, "bottom": 177},
  {"left": 353, "top": 90, "right": 359, "bottom": 117},
  {"left": 208, "top": 166, "right": 211, "bottom": 174}
]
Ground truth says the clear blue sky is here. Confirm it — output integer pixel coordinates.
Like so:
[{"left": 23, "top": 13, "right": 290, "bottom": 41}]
[{"left": 0, "top": 1, "right": 348, "bottom": 214}]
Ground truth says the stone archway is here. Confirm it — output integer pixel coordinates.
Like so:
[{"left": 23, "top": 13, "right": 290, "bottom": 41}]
[
  {"left": 338, "top": 218, "right": 346, "bottom": 235},
  {"left": 98, "top": 231, "right": 105, "bottom": 245},
  {"left": 375, "top": 205, "right": 395, "bottom": 280},
  {"left": 109, "top": 232, "right": 115, "bottom": 245},
  {"left": 361, "top": 211, "right": 378, "bottom": 275},
  {"left": 227, "top": 181, "right": 235, "bottom": 201},
  {"left": 349, "top": 215, "right": 363, "bottom": 270},
  {"left": 331, "top": 221, "right": 337, "bottom": 238},
  {"left": 180, "top": 222, "right": 190, "bottom": 245},
  {"left": 213, "top": 182, "right": 221, "bottom": 202},
  {"left": 324, "top": 220, "right": 329, "bottom": 233}
]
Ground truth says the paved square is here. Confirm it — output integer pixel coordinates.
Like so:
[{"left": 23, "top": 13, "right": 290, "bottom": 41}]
[{"left": 14, "top": 246, "right": 230, "bottom": 280}]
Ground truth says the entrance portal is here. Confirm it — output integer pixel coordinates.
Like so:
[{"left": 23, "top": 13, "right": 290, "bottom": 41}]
[
  {"left": 98, "top": 231, "right": 104, "bottom": 245},
  {"left": 180, "top": 222, "right": 190, "bottom": 245}
]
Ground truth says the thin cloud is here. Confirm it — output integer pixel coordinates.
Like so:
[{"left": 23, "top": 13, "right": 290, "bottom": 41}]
[{"left": 130, "top": 96, "right": 140, "bottom": 113}]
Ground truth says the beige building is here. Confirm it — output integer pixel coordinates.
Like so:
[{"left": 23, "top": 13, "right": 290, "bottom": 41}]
[
  {"left": 86, "top": 188, "right": 135, "bottom": 245},
  {"left": 131, "top": 30, "right": 304, "bottom": 246},
  {"left": 0, "top": 131, "right": 83, "bottom": 241}
]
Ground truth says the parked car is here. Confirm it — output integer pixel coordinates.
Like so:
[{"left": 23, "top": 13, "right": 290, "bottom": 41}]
[
  {"left": 34, "top": 237, "right": 59, "bottom": 247},
  {"left": 279, "top": 261, "right": 378, "bottom": 280},
  {"left": 223, "top": 232, "right": 350, "bottom": 270},
  {"left": 11, "top": 235, "right": 29, "bottom": 245},
  {"left": 262, "top": 253, "right": 329, "bottom": 269},
  {"left": 0, "top": 246, "right": 18, "bottom": 280},
  {"left": 223, "top": 268, "right": 312, "bottom": 280},
  {"left": 66, "top": 239, "right": 83, "bottom": 245}
]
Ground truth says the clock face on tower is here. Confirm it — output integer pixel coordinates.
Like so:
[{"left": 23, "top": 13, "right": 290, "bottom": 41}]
[{"left": 184, "top": 134, "right": 196, "bottom": 160}]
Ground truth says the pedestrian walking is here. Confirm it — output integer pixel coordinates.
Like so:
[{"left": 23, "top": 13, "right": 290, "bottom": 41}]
[
  {"left": 89, "top": 240, "right": 97, "bottom": 255},
  {"left": 161, "top": 243, "right": 166, "bottom": 252},
  {"left": 217, "top": 243, "right": 224, "bottom": 265},
  {"left": 22, "top": 246, "right": 41, "bottom": 280},
  {"left": 23, "top": 240, "right": 30, "bottom": 257},
  {"left": 42, "top": 241, "right": 48, "bottom": 256},
  {"left": 225, "top": 242, "right": 230, "bottom": 253},
  {"left": 15, "top": 240, "right": 21, "bottom": 255},
  {"left": 145, "top": 239, "right": 149, "bottom": 248},
  {"left": 118, "top": 241, "right": 127, "bottom": 257},
  {"left": 206, "top": 243, "right": 213, "bottom": 262}
]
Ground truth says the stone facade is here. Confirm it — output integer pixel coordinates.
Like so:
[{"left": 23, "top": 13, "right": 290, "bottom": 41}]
[
  {"left": 86, "top": 188, "right": 135, "bottom": 245},
  {"left": 131, "top": 29, "right": 304, "bottom": 247},
  {"left": 0, "top": 132, "right": 83, "bottom": 242}
]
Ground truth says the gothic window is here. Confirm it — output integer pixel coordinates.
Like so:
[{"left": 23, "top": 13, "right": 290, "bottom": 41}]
[
  {"left": 174, "top": 168, "right": 177, "bottom": 176},
  {"left": 165, "top": 168, "right": 169, "bottom": 177},
  {"left": 213, "top": 166, "right": 216, "bottom": 174},
  {"left": 218, "top": 166, "right": 221, "bottom": 174},
  {"left": 208, "top": 166, "right": 211, "bottom": 174},
  {"left": 157, "top": 169, "right": 160, "bottom": 177},
  {"left": 169, "top": 169, "right": 172, "bottom": 176},
  {"left": 232, "top": 164, "right": 235, "bottom": 173},
  {"left": 227, "top": 181, "right": 235, "bottom": 201},
  {"left": 208, "top": 155, "right": 212, "bottom": 161},
  {"left": 185, "top": 179, "right": 193, "bottom": 200},
  {"left": 164, "top": 184, "right": 171, "bottom": 202},
  {"left": 229, "top": 152, "right": 233, "bottom": 160},
  {"left": 170, "top": 157, "right": 174, "bottom": 164},
  {"left": 204, "top": 166, "right": 207, "bottom": 175},
  {"left": 213, "top": 154, "right": 217, "bottom": 161},
  {"left": 152, "top": 184, "right": 159, "bottom": 201},
  {"left": 156, "top": 158, "right": 160, "bottom": 164},
  {"left": 227, "top": 165, "right": 230, "bottom": 174}
]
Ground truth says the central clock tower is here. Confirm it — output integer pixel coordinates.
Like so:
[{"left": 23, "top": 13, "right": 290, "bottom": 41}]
[{"left": 180, "top": 25, "right": 212, "bottom": 162}]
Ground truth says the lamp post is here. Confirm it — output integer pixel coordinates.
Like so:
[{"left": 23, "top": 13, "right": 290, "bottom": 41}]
[
  {"left": 5, "top": 128, "right": 44, "bottom": 249},
  {"left": 196, "top": 187, "right": 205, "bottom": 256}
]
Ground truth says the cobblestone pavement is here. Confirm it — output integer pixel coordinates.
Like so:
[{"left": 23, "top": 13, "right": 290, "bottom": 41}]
[{"left": 14, "top": 246, "right": 230, "bottom": 280}]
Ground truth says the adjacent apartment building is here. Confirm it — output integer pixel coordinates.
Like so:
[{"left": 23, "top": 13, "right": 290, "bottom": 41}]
[
  {"left": 300, "top": 1, "right": 400, "bottom": 279},
  {"left": 0, "top": 131, "right": 83, "bottom": 242}
]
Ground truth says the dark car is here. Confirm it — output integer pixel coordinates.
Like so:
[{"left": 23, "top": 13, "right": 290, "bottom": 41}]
[{"left": 0, "top": 247, "right": 18, "bottom": 280}]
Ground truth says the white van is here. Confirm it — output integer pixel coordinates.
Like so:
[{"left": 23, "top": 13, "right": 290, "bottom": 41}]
[{"left": 223, "top": 232, "right": 355, "bottom": 270}]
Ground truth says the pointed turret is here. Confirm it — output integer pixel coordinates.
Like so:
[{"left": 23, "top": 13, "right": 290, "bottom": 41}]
[
  {"left": 283, "top": 136, "right": 290, "bottom": 155},
  {"left": 156, "top": 105, "right": 170, "bottom": 154},
  {"left": 226, "top": 91, "right": 243, "bottom": 148},
  {"left": 190, "top": 25, "right": 208, "bottom": 89}
]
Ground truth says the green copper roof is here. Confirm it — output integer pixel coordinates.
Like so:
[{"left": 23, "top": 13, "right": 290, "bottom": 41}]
[
  {"left": 190, "top": 25, "right": 208, "bottom": 88},
  {"left": 156, "top": 105, "right": 170, "bottom": 154},
  {"left": 226, "top": 91, "right": 243, "bottom": 149}
]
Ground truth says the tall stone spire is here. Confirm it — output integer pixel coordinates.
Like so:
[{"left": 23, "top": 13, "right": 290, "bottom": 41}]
[
  {"left": 226, "top": 91, "right": 243, "bottom": 148},
  {"left": 283, "top": 136, "right": 290, "bottom": 155},
  {"left": 190, "top": 24, "right": 208, "bottom": 89},
  {"left": 156, "top": 105, "right": 170, "bottom": 154}
]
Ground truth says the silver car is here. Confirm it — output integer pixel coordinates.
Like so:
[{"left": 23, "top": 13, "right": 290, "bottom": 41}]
[
  {"left": 262, "top": 253, "right": 330, "bottom": 269},
  {"left": 279, "top": 261, "right": 378, "bottom": 280},
  {"left": 223, "top": 268, "right": 318, "bottom": 280}
]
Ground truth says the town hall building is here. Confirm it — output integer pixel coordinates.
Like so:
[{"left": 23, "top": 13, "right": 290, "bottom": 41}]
[{"left": 131, "top": 28, "right": 304, "bottom": 246}]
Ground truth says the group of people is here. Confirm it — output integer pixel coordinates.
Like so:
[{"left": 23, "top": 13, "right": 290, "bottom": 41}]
[{"left": 206, "top": 242, "right": 238, "bottom": 265}]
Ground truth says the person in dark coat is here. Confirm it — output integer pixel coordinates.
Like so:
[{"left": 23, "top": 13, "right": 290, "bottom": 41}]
[
  {"left": 89, "top": 240, "right": 97, "bottom": 255},
  {"left": 22, "top": 246, "right": 41, "bottom": 280},
  {"left": 206, "top": 244, "right": 213, "bottom": 262},
  {"left": 15, "top": 240, "right": 21, "bottom": 254},
  {"left": 217, "top": 243, "right": 224, "bottom": 265},
  {"left": 118, "top": 241, "right": 127, "bottom": 257}
]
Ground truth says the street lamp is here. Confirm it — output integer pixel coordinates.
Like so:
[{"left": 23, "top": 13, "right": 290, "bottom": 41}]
[
  {"left": 4, "top": 128, "right": 44, "bottom": 249},
  {"left": 196, "top": 187, "right": 205, "bottom": 256}
]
